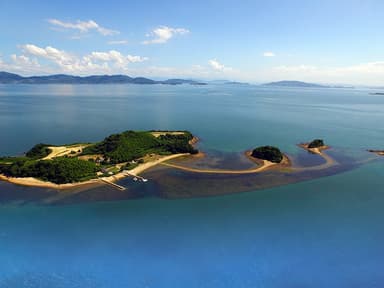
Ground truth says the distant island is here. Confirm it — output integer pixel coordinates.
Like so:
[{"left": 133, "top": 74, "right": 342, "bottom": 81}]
[
  {"left": 0, "top": 71, "right": 207, "bottom": 85},
  {"left": 298, "top": 139, "right": 329, "bottom": 155},
  {"left": 367, "top": 149, "right": 384, "bottom": 156},
  {"left": 263, "top": 80, "right": 353, "bottom": 89},
  {"left": 370, "top": 92, "right": 384, "bottom": 95},
  {"left": 250, "top": 146, "right": 283, "bottom": 163}
]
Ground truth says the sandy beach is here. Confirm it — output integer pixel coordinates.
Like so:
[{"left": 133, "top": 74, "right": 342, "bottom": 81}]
[
  {"left": 0, "top": 174, "right": 99, "bottom": 189},
  {"left": 100, "top": 153, "right": 189, "bottom": 183}
]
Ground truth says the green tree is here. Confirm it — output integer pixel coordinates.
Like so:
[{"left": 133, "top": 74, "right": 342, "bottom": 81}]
[
  {"left": 308, "top": 139, "right": 324, "bottom": 148},
  {"left": 251, "top": 146, "right": 283, "bottom": 163}
]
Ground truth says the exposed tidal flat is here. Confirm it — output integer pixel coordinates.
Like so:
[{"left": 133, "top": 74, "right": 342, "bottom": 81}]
[{"left": 1, "top": 84, "right": 384, "bottom": 286}]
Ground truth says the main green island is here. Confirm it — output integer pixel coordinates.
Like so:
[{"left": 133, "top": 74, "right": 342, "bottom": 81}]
[{"left": 0, "top": 130, "right": 199, "bottom": 189}]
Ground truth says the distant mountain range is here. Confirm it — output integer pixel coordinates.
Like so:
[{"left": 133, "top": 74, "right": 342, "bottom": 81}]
[
  {"left": 263, "top": 80, "right": 353, "bottom": 89},
  {"left": 0, "top": 72, "right": 357, "bottom": 88},
  {"left": 0, "top": 72, "right": 207, "bottom": 85}
]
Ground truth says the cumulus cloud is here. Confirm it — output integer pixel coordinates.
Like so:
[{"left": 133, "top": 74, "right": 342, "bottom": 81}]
[
  {"left": 48, "top": 19, "right": 119, "bottom": 36},
  {"left": 263, "top": 51, "right": 275, "bottom": 57},
  {"left": 87, "top": 50, "right": 148, "bottom": 68},
  {"left": 142, "top": 26, "right": 189, "bottom": 44},
  {"left": 22, "top": 44, "right": 74, "bottom": 68},
  {"left": 208, "top": 59, "right": 233, "bottom": 72},
  {"left": 14, "top": 44, "right": 147, "bottom": 74},
  {"left": 9, "top": 54, "right": 41, "bottom": 72},
  {"left": 11, "top": 54, "right": 40, "bottom": 66}
]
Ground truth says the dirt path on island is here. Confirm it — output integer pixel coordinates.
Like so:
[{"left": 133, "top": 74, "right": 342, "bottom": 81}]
[{"left": 43, "top": 145, "right": 89, "bottom": 160}]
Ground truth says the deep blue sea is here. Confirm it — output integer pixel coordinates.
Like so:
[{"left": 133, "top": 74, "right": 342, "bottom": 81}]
[{"left": 0, "top": 84, "right": 383, "bottom": 287}]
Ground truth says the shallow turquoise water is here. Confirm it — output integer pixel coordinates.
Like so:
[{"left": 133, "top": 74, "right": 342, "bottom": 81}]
[{"left": 0, "top": 84, "right": 383, "bottom": 287}]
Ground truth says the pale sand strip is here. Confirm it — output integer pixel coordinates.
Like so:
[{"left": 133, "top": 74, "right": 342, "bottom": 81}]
[
  {"left": 0, "top": 174, "right": 99, "bottom": 189},
  {"left": 160, "top": 159, "right": 276, "bottom": 174}
]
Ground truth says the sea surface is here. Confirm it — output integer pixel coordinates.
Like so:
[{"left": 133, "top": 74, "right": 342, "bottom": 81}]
[{"left": 0, "top": 84, "right": 383, "bottom": 287}]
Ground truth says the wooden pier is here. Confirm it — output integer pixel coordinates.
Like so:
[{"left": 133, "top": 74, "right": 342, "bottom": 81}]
[{"left": 99, "top": 178, "right": 126, "bottom": 190}]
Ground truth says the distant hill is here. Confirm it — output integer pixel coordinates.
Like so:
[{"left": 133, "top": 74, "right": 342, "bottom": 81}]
[
  {"left": 263, "top": 81, "right": 328, "bottom": 88},
  {"left": 262, "top": 80, "right": 353, "bottom": 89},
  {"left": 0, "top": 71, "right": 24, "bottom": 82},
  {"left": 0, "top": 72, "right": 206, "bottom": 85}
]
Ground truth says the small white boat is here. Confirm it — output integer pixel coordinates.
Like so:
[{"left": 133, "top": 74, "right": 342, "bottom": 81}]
[
  {"left": 133, "top": 177, "right": 138, "bottom": 181},
  {"left": 142, "top": 178, "right": 148, "bottom": 182}
]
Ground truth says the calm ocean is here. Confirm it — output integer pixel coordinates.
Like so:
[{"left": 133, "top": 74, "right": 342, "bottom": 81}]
[{"left": 0, "top": 84, "right": 383, "bottom": 287}]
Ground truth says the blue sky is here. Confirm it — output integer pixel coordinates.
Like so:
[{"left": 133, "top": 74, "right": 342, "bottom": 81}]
[{"left": 0, "top": 0, "right": 383, "bottom": 85}]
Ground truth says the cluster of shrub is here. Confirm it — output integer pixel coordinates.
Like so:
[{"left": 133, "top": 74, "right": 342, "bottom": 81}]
[
  {"left": 25, "top": 143, "right": 52, "bottom": 159},
  {"left": 251, "top": 146, "right": 283, "bottom": 163}
]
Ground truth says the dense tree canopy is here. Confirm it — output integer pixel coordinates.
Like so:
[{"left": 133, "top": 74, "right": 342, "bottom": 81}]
[
  {"left": 82, "top": 131, "right": 197, "bottom": 163},
  {"left": 0, "top": 158, "right": 97, "bottom": 184},
  {"left": 308, "top": 139, "right": 324, "bottom": 148},
  {"left": 251, "top": 146, "right": 283, "bottom": 163}
]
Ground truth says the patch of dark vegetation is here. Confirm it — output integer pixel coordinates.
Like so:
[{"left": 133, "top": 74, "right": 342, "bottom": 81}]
[{"left": 251, "top": 146, "right": 283, "bottom": 163}]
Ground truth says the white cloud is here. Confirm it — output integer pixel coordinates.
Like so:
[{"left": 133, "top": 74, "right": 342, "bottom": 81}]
[
  {"left": 107, "top": 40, "right": 128, "bottom": 45},
  {"left": 11, "top": 54, "right": 40, "bottom": 67},
  {"left": 13, "top": 44, "right": 147, "bottom": 74},
  {"left": 208, "top": 59, "right": 233, "bottom": 72},
  {"left": 142, "top": 26, "right": 189, "bottom": 44},
  {"left": 263, "top": 51, "right": 275, "bottom": 57},
  {"left": 48, "top": 19, "right": 119, "bottom": 36},
  {"left": 87, "top": 50, "right": 148, "bottom": 68},
  {"left": 8, "top": 54, "right": 41, "bottom": 73}
]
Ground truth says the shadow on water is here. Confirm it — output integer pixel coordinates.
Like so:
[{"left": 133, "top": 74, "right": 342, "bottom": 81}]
[{"left": 0, "top": 148, "right": 381, "bottom": 205}]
